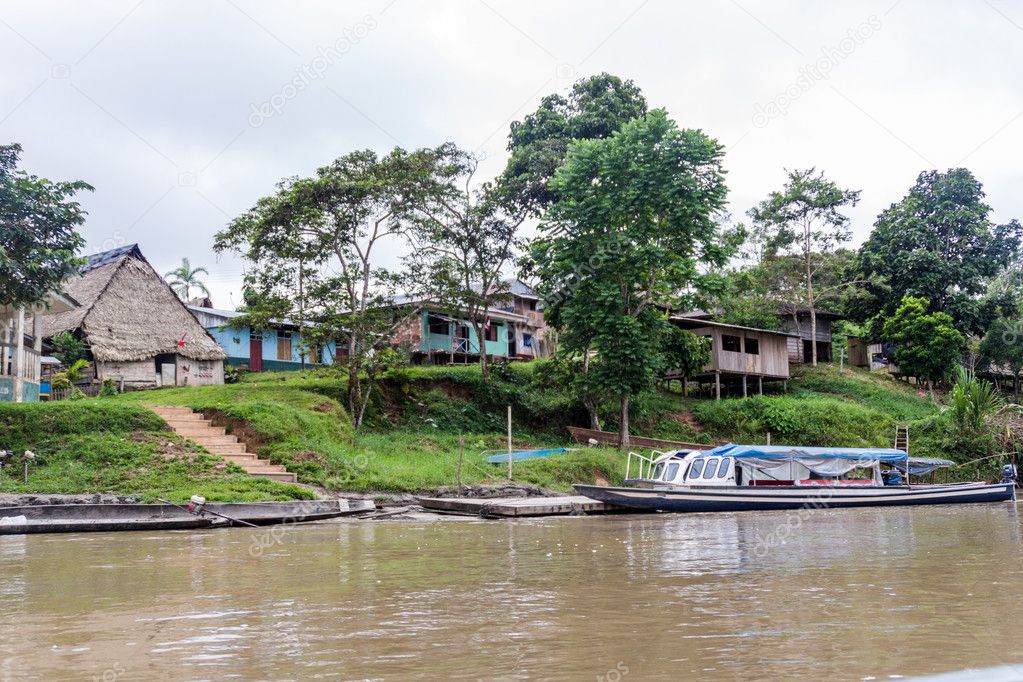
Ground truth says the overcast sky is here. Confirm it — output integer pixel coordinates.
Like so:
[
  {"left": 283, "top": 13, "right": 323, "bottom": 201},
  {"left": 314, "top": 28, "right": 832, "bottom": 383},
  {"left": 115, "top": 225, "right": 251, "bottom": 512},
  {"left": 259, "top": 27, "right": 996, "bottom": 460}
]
[{"left": 3, "top": 0, "right": 1022, "bottom": 308}]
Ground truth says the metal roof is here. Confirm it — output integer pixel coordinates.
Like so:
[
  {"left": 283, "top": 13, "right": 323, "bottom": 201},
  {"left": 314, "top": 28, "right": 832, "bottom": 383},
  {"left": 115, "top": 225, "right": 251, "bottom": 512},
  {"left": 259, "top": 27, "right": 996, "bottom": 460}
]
[{"left": 82, "top": 243, "right": 144, "bottom": 271}]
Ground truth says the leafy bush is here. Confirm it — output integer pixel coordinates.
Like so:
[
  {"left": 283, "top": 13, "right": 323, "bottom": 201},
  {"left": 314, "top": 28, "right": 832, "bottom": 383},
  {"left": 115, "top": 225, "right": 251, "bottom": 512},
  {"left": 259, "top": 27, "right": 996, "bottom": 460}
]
[{"left": 693, "top": 395, "right": 892, "bottom": 447}]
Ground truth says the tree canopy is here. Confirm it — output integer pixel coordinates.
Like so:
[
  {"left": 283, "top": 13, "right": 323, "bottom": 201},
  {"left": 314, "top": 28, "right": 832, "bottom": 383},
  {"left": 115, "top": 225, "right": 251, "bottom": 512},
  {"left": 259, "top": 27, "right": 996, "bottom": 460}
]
[
  {"left": 502, "top": 73, "right": 647, "bottom": 214},
  {"left": 747, "top": 168, "right": 860, "bottom": 364},
  {"left": 881, "top": 296, "right": 965, "bottom": 397},
  {"left": 529, "top": 109, "right": 729, "bottom": 444},
  {"left": 854, "top": 168, "right": 1022, "bottom": 336},
  {"left": 0, "top": 143, "right": 91, "bottom": 309},
  {"left": 215, "top": 145, "right": 458, "bottom": 425},
  {"left": 979, "top": 317, "right": 1023, "bottom": 398}
]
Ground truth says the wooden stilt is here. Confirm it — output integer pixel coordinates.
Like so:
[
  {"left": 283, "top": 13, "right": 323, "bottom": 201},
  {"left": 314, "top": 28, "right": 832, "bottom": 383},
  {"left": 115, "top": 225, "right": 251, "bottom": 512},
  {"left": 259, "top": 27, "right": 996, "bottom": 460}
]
[
  {"left": 758, "top": 375, "right": 763, "bottom": 396},
  {"left": 715, "top": 372, "right": 721, "bottom": 400},
  {"left": 742, "top": 375, "right": 748, "bottom": 398}
]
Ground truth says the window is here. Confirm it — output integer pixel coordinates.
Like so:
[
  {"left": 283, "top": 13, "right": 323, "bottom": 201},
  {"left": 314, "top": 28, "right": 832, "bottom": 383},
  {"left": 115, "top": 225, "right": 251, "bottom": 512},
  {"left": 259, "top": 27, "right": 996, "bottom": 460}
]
[
  {"left": 688, "top": 459, "right": 705, "bottom": 480},
  {"left": 522, "top": 333, "right": 533, "bottom": 348},
  {"left": 528, "top": 299, "right": 537, "bottom": 311},
  {"left": 427, "top": 314, "right": 448, "bottom": 335},
  {"left": 651, "top": 462, "right": 665, "bottom": 480},
  {"left": 249, "top": 331, "right": 261, "bottom": 342},
  {"left": 722, "top": 335, "right": 741, "bottom": 352},
  {"left": 717, "top": 457, "right": 732, "bottom": 478},
  {"left": 744, "top": 338, "right": 759, "bottom": 355},
  {"left": 702, "top": 458, "right": 719, "bottom": 479},
  {"left": 309, "top": 345, "right": 323, "bottom": 364},
  {"left": 485, "top": 322, "right": 499, "bottom": 342},
  {"left": 456, "top": 325, "right": 470, "bottom": 339},
  {"left": 665, "top": 462, "right": 680, "bottom": 482},
  {"left": 276, "top": 331, "right": 292, "bottom": 361}
]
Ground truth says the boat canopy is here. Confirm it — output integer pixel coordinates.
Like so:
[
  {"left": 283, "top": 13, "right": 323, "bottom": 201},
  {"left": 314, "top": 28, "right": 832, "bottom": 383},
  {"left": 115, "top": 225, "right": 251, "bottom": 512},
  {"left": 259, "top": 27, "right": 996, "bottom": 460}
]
[
  {"left": 701, "top": 444, "right": 909, "bottom": 462},
  {"left": 892, "top": 457, "right": 955, "bottom": 476},
  {"left": 697, "top": 443, "right": 908, "bottom": 478}
]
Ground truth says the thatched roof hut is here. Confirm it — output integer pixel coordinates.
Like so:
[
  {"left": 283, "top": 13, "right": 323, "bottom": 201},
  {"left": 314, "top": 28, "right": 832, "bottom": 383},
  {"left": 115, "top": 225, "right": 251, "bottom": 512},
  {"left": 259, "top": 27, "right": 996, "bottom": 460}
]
[{"left": 42, "top": 244, "right": 225, "bottom": 387}]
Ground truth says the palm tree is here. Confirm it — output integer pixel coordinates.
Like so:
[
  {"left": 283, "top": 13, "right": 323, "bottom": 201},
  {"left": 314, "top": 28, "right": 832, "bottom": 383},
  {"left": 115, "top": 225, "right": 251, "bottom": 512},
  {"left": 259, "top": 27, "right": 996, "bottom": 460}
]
[{"left": 164, "top": 258, "right": 211, "bottom": 301}]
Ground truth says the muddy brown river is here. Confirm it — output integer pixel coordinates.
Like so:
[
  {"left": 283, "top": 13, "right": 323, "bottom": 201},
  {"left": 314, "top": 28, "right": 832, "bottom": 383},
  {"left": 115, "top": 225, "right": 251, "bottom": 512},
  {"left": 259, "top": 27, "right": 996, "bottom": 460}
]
[{"left": 1, "top": 504, "right": 1022, "bottom": 681}]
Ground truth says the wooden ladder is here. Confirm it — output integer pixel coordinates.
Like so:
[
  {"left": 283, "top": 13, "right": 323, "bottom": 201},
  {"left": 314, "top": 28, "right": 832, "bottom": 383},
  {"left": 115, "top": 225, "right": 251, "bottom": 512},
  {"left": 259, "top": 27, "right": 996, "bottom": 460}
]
[{"left": 894, "top": 424, "right": 909, "bottom": 455}]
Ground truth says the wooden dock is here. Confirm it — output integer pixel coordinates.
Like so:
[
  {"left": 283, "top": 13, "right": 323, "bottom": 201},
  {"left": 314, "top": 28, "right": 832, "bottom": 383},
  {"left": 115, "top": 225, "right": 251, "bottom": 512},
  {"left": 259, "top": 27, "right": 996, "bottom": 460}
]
[{"left": 416, "top": 496, "right": 616, "bottom": 518}]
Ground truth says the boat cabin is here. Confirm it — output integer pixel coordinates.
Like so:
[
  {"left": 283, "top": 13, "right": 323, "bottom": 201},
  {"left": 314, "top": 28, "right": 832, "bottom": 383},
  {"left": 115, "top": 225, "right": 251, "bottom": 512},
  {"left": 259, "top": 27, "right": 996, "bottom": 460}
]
[{"left": 627, "top": 445, "right": 926, "bottom": 488}]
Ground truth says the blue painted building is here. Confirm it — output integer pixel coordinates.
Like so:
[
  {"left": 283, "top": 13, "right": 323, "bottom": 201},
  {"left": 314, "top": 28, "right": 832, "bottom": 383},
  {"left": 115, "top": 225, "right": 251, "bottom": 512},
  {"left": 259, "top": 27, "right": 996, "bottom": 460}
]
[{"left": 189, "top": 305, "right": 340, "bottom": 371}]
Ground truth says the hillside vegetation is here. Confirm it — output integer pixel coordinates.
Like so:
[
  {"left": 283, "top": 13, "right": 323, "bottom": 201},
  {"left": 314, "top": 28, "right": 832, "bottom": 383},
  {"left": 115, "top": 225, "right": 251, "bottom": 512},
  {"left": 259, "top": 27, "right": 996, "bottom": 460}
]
[
  {"left": 0, "top": 401, "right": 312, "bottom": 501},
  {"left": 3, "top": 362, "right": 1004, "bottom": 501}
]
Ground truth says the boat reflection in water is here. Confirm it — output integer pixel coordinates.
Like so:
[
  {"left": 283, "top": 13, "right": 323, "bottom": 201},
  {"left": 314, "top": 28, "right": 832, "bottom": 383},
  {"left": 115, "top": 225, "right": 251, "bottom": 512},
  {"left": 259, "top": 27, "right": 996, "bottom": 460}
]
[{"left": 575, "top": 444, "right": 1017, "bottom": 513}]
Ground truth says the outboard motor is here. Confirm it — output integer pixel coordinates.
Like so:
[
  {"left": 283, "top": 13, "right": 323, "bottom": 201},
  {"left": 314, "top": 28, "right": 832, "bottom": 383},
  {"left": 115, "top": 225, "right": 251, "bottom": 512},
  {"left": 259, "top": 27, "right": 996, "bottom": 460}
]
[{"left": 1000, "top": 463, "right": 1018, "bottom": 485}]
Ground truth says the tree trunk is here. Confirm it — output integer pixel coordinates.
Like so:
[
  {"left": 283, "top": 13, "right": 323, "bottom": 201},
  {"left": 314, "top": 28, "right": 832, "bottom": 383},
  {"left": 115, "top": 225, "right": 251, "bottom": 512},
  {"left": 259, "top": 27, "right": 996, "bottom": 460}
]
[
  {"left": 347, "top": 334, "right": 362, "bottom": 427},
  {"left": 927, "top": 378, "right": 935, "bottom": 403},
  {"left": 584, "top": 396, "right": 601, "bottom": 430},
  {"left": 618, "top": 394, "right": 630, "bottom": 447},
  {"left": 581, "top": 350, "right": 600, "bottom": 429},
  {"left": 804, "top": 218, "right": 818, "bottom": 367},
  {"left": 476, "top": 326, "right": 490, "bottom": 382}
]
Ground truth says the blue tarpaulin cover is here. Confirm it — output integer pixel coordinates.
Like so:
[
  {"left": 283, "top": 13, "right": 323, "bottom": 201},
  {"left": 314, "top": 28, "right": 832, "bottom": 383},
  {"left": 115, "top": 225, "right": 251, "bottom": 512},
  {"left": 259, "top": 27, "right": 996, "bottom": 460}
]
[
  {"left": 892, "top": 457, "right": 955, "bottom": 475},
  {"left": 484, "top": 448, "right": 570, "bottom": 464},
  {"left": 698, "top": 443, "right": 909, "bottom": 463}
]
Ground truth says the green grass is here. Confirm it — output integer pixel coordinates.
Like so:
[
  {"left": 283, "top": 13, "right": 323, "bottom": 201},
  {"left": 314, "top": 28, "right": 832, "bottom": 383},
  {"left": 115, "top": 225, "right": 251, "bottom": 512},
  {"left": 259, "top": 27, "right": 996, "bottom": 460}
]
[
  {"left": 114, "top": 370, "right": 615, "bottom": 493},
  {"left": 0, "top": 401, "right": 313, "bottom": 501}
]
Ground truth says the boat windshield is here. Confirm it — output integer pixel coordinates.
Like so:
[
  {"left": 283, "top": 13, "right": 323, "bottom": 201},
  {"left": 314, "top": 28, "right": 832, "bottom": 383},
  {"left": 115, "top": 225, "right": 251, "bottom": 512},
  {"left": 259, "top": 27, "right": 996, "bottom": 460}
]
[
  {"left": 717, "top": 457, "right": 732, "bottom": 477},
  {"left": 665, "top": 462, "right": 680, "bottom": 482},
  {"left": 702, "top": 458, "right": 719, "bottom": 479},
  {"left": 651, "top": 462, "right": 666, "bottom": 480},
  {"left": 688, "top": 459, "right": 705, "bottom": 479}
]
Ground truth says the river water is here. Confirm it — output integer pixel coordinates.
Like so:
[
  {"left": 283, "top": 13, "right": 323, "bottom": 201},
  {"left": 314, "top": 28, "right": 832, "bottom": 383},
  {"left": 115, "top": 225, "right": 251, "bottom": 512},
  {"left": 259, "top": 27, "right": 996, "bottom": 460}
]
[{"left": 1, "top": 504, "right": 1022, "bottom": 681}]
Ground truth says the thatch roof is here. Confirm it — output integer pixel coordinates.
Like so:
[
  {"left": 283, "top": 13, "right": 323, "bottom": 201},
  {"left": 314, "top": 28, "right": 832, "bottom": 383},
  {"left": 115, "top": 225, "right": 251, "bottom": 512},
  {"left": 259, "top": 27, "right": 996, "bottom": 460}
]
[{"left": 42, "top": 245, "right": 226, "bottom": 363}]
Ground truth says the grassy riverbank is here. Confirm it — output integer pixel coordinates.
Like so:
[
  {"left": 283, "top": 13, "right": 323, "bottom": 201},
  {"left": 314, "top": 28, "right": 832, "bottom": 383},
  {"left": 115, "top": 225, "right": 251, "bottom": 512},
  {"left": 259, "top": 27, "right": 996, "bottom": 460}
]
[
  {"left": 3, "top": 362, "right": 1001, "bottom": 502},
  {"left": 0, "top": 401, "right": 312, "bottom": 501}
]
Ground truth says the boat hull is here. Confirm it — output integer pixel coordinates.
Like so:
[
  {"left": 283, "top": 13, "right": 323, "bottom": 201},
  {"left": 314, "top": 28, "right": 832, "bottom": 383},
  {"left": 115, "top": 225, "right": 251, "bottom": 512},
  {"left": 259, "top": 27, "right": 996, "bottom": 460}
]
[
  {"left": 0, "top": 500, "right": 375, "bottom": 534},
  {"left": 573, "top": 482, "right": 1016, "bottom": 513}
]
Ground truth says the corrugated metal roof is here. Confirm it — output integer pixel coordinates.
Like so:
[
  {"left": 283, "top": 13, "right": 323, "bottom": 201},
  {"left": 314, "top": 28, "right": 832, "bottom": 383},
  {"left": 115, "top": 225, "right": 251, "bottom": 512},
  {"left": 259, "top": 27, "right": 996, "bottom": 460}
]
[{"left": 83, "top": 244, "right": 143, "bottom": 271}]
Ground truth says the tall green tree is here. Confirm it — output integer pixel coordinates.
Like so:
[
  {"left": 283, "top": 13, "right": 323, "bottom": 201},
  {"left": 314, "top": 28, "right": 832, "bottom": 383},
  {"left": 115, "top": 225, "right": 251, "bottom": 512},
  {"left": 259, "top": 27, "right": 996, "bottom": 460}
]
[
  {"left": 164, "top": 257, "right": 211, "bottom": 301},
  {"left": 881, "top": 296, "right": 965, "bottom": 400},
  {"left": 215, "top": 146, "right": 456, "bottom": 427},
  {"left": 502, "top": 73, "right": 647, "bottom": 214},
  {"left": 854, "top": 168, "right": 1022, "bottom": 335},
  {"left": 529, "top": 110, "right": 730, "bottom": 445},
  {"left": 405, "top": 151, "right": 527, "bottom": 382},
  {"left": 748, "top": 168, "right": 861, "bottom": 365},
  {"left": 0, "top": 143, "right": 90, "bottom": 308},
  {"left": 979, "top": 317, "right": 1023, "bottom": 399}
]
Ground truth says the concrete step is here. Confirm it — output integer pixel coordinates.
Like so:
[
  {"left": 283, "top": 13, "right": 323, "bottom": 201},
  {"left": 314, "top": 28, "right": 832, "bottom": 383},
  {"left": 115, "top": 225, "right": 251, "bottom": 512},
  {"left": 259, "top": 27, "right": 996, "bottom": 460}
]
[
  {"left": 164, "top": 418, "right": 213, "bottom": 428},
  {"left": 221, "top": 454, "right": 260, "bottom": 464},
  {"left": 147, "top": 405, "right": 196, "bottom": 415},
  {"left": 200, "top": 443, "right": 248, "bottom": 455},
  {"left": 190, "top": 434, "right": 238, "bottom": 446},
  {"left": 251, "top": 471, "right": 298, "bottom": 482},
  {"left": 174, "top": 426, "right": 227, "bottom": 437}
]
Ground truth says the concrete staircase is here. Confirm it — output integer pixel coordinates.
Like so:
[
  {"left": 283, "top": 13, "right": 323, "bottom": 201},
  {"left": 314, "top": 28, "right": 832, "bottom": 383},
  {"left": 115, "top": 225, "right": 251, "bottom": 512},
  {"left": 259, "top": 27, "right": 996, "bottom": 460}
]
[{"left": 148, "top": 405, "right": 297, "bottom": 482}]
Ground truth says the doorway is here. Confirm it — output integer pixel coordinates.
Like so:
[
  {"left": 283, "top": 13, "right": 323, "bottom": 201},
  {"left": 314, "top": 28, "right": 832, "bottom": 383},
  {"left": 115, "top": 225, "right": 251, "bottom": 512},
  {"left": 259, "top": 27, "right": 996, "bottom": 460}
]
[{"left": 249, "top": 331, "right": 263, "bottom": 371}]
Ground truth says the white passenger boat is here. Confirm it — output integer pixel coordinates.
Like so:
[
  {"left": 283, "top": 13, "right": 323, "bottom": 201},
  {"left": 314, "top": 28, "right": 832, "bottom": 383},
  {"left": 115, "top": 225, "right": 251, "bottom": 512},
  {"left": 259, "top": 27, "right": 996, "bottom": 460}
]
[{"left": 574, "top": 444, "right": 1017, "bottom": 512}]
